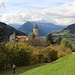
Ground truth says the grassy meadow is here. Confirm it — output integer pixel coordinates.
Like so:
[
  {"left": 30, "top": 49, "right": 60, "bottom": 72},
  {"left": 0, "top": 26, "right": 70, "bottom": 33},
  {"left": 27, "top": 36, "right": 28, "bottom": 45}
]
[
  {"left": 19, "top": 53, "right": 75, "bottom": 75},
  {"left": 1, "top": 53, "right": 75, "bottom": 75}
]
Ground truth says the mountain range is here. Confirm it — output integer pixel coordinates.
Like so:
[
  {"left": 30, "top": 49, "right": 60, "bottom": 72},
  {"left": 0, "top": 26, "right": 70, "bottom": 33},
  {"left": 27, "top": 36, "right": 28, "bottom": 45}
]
[
  {"left": 0, "top": 22, "right": 26, "bottom": 42},
  {"left": 0, "top": 21, "right": 75, "bottom": 42},
  {"left": 18, "top": 21, "right": 65, "bottom": 36}
]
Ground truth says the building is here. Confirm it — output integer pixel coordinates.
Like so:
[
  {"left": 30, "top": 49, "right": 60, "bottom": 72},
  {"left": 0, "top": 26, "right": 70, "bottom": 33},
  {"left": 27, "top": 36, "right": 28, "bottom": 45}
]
[
  {"left": 16, "top": 36, "right": 28, "bottom": 41},
  {"left": 9, "top": 32, "right": 28, "bottom": 43},
  {"left": 9, "top": 24, "right": 38, "bottom": 43},
  {"left": 33, "top": 24, "right": 38, "bottom": 38},
  {"left": 9, "top": 32, "right": 16, "bottom": 43},
  {"left": 28, "top": 24, "right": 38, "bottom": 40}
]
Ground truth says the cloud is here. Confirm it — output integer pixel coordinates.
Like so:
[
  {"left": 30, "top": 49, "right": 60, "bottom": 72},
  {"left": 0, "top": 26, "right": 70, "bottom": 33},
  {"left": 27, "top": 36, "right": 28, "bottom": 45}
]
[
  {"left": 0, "top": 0, "right": 5, "bottom": 10},
  {"left": 0, "top": 1, "right": 75, "bottom": 25}
]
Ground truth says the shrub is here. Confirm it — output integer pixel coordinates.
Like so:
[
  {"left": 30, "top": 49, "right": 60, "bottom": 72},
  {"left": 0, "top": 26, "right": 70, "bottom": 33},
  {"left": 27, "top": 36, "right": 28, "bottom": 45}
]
[{"left": 43, "top": 46, "right": 58, "bottom": 62}]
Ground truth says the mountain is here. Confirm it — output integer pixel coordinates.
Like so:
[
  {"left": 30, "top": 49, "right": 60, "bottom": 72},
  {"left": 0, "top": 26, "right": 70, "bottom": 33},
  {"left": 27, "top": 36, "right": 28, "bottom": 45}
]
[
  {"left": 0, "top": 22, "right": 26, "bottom": 42},
  {"left": 18, "top": 21, "right": 65, "bottom": 36},
  {"left": 18, "top": 21, "right": 46, "bottom": 36},
  {"left": 63, "top": 23, "right": 75, "bottom": 34},
  {"left": 9, "top": 24, "right": 21, "bottom": 29},
  {"left": 31, "top": 22, "right": 65, "bottom": 33},
  {"left": 53, "top": 23, "right": 75, "bottom": 35},
  {"left": 18, "top": 21, "right": 34, "bottom": 34}
]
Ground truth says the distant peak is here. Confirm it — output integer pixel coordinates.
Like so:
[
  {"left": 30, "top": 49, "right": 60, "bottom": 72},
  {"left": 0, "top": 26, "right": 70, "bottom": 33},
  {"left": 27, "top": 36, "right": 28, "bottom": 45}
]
[{"left": 26, "top": 21, "right": 31, "bottom": 23}]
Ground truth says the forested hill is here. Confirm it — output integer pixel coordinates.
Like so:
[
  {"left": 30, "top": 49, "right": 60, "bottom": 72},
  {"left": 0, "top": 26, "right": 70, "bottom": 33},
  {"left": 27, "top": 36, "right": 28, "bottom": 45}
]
[
  {"left": 63, "top": 23, "right": 75, "bottom": 33},
  {"left": 0, "top": 22, "right": 26, "bottom": 42}
]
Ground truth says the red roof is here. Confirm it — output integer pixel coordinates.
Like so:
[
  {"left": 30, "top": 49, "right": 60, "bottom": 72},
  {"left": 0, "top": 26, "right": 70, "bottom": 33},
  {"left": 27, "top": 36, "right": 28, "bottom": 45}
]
[{"left": 17, "top": 36, "right": 27, "bottom": 39}]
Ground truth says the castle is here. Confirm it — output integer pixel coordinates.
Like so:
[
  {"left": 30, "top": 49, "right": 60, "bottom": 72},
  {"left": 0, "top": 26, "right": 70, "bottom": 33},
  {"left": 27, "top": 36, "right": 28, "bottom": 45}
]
[{"left": 9, "top": 24, "right": 38, "bottom": 43}]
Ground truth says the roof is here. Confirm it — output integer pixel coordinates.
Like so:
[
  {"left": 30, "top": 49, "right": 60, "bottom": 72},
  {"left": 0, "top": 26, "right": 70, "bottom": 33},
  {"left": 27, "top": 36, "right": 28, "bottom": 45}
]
[
  {"left": 34, "top": 24, "right": 38, "bottom": 28},
  {"left": 16, "top": 36, "right": 27, "bottom": 39}
]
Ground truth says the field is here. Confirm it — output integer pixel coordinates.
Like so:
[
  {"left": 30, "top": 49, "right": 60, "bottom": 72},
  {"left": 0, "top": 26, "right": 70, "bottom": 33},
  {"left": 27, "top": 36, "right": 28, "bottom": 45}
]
[
  {"left": 1, "top": 53, "right": 75, "bottom": 75},
  {"left": 20, "top": 53, "right": 75, "bottom": 75},
  {"left": 0, "top": 63, "right": 46, "bottom": 75}
]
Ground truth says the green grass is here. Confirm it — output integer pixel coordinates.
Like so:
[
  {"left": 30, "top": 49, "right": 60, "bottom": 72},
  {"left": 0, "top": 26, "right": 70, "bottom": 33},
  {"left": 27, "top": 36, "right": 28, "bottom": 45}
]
[
  {"left": 1, "top": 54, "right": 75, "bottom": 75},
  {"left": 19, "top": 54, "right": 75, "bottom": 75},
  {"left": 0, "top": 63, "right": 46, "bottom": 75}
]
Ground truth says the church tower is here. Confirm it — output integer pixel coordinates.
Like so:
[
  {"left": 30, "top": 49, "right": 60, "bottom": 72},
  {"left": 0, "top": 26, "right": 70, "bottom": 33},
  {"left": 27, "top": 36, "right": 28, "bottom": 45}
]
[{"left": 33, "top": 24, "right": 38, "bottom": 38}]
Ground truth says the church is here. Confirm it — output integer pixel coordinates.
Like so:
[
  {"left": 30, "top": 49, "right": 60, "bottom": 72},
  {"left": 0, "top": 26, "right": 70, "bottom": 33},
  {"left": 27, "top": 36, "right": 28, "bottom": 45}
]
[{"left": 9, "top": 24, "right": 38, "bottom": 43}]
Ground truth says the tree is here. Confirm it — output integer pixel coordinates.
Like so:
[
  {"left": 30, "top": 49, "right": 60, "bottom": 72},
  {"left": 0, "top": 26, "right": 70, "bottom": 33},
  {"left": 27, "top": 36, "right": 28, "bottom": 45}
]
[
  {"left": 6, "top": 42, "right": 33, "bottom": 66},
  {"left": 57, "top": 35, "right": 62, "bottom": 44},
  {"left": 46, "top": 33, "right": 54, "bottom": 45},
  {"left": 43, "top": 45, "right": 58, "bottom": 62},
  {"left": 61, "top": 38, "right": 72, "bottom": 49},
  {"left": 0, "top": 43, "right": 8, "bottom": 70}
]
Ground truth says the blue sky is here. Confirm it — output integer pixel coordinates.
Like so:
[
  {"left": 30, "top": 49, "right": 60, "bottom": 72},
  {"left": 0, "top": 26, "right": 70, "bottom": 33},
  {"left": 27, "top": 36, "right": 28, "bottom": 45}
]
[{"left": 0, "top": 0, "right": 75, "bottom": 25}]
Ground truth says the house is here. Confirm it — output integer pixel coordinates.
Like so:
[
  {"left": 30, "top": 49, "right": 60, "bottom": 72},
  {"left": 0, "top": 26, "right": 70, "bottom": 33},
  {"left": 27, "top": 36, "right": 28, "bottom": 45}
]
[
  {"left": 9, "top": 33, "right": 28, "bottom": 43},
  {"left": 16, "top": 36, "right": 28, "bottom": 41}
]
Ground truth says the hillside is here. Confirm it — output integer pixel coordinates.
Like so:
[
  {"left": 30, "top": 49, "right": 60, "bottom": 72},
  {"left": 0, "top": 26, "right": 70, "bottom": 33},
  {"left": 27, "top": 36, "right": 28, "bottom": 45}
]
[
  {"left": 63, "top": 23, "right": 75, "bottom": 33},
  {"left": 53, "top": 23, "right": 75, "bottom": 35},
  {"left": 53, "top": 23, "right": 75, "bottom": 40},
  {"left": 19, "top": 54, "right": 75, "bottom": 75},
  {"left": 18, "top": 21, "right": 65, "bottom": 36},
  {"left": 0, "top": 22, "right": 26, "bottom": 42}
]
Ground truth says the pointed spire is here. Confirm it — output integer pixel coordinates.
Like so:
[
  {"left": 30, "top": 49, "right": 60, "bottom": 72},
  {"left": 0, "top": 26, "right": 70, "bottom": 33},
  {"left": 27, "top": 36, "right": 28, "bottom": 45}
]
[{"left": 34, "top": 24, "right": 38, "bottom": 28}]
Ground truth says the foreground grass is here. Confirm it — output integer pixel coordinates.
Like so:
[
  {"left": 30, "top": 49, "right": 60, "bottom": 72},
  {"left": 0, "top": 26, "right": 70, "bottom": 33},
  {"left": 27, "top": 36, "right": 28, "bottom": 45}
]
[
  {"left": 19, "top": 54, "right": 75, "bottom": 75},
  {"left": 1, "top": 54, "right": 75, "bottom": 75},
  {"left": 0, "top": 63, "right": 46, "bottom": 75}
]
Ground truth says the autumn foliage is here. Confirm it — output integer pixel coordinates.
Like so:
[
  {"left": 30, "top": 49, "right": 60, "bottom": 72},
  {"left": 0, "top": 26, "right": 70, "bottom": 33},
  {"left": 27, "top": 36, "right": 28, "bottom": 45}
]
[{"left": 0, "top": 40, "right": 70, "bottom": 71}]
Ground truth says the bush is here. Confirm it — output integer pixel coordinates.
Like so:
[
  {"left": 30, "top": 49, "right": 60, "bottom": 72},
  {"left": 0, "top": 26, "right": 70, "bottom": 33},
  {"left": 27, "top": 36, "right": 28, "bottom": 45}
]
[
  {"left": 6, "top": 42, "right": 33, "bottom": 66},
  {"left": 57, "top": 51, "right": 66, "bottom": 58},
  {"left": 0, "top": 43, "right": 8, "bottom": 70},
  {"left": 43, "top": 46, "right": 58, "bottom": 62}
]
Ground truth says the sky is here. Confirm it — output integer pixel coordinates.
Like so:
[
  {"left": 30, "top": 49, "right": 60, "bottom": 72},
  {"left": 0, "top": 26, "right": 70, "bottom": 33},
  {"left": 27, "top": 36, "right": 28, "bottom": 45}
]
[{"left": 0, "top": 0, "right": 75, "bottom": 25}]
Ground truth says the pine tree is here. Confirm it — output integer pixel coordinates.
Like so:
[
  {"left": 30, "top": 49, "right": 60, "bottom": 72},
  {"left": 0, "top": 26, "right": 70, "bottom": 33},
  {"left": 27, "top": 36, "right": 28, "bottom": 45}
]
[{"left": 46, "top": 33, "right": 54, "bottom": 45}]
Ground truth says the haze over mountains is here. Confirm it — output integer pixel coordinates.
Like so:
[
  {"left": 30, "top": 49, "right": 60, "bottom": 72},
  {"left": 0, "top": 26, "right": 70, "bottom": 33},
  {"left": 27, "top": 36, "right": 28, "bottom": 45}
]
[{"left": 18, "top": 21, "right": 65, "bottom": 36}]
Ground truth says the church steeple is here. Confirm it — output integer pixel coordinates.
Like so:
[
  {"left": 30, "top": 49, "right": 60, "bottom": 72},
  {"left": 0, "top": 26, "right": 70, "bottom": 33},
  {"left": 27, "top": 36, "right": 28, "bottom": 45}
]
[{"left": 33, "top": 24, "right": 38, "bottom": 38}]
